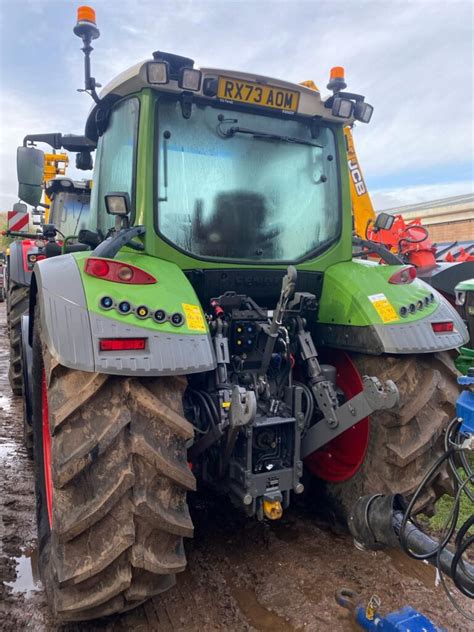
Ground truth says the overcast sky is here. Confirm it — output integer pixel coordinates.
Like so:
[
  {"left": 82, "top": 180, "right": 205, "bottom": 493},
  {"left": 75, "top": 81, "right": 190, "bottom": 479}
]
[{"left": 0, "top": 0, "right": 473, "bottom": 212}]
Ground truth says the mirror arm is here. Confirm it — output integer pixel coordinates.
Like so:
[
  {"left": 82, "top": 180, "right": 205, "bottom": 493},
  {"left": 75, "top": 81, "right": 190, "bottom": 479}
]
[{"left": 92, "top": 226, "right": 146, "bottom": 259}]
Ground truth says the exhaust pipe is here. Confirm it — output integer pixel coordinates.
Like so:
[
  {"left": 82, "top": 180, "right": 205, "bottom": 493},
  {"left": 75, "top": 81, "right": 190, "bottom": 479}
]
[{"left": 349, "top": 494, "right": 474, "bottom": 596}]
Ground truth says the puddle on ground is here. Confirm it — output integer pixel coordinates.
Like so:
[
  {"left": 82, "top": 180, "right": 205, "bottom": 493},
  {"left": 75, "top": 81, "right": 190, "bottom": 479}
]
[
  {"left": 5, "top": 548, "right": 41, "bottom": 597},
  {"left": 224, "top": 573, "right": 295, "bottom": 631},
  {"left": 0, "top": 393, "right": 12, "bottom": 413},
  {"left": 0, "top": 441, "right": 17, "bottom": 461}
]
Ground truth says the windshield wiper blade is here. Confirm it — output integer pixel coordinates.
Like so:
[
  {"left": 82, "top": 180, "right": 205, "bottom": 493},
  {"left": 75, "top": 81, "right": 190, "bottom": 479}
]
[{"left": 219, "top": 125, "right": 322, "bottom": 148}]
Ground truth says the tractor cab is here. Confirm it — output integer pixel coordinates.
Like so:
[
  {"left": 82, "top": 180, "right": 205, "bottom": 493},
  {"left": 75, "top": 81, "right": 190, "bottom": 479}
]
[
  {"left": 85, "top": 53, "right": 373, "bottom": 291},
  {"left": 45, "top": 176, "right": 92, "bottom": 238}
]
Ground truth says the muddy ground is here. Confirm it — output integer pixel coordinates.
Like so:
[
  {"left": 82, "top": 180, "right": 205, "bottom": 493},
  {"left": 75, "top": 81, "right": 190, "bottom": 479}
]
[{"left": 0, "top": 302, "right": 472, "bottom": 631}]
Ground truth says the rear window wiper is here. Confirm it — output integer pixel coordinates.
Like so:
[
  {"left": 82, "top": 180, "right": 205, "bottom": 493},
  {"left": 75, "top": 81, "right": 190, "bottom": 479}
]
[{"left": 217, "top": 124, "right": 322, "bottom": 148}]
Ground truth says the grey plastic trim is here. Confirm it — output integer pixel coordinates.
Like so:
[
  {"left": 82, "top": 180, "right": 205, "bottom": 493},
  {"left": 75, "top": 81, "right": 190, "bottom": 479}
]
[
  {"left": 373, "top": 296, "right": 468, "bottom": 354},
  {"left": 90, "top": 312, "right": 216, "bottom": 375},
  {"left": 34, "top": 253, "right": 216, "bottom": 376},
  {"left": 316, "top": 296, "right": 469, "bottom": 355},
  {"left": 35, "top": 254, "right": 95, "bottom": 371}
]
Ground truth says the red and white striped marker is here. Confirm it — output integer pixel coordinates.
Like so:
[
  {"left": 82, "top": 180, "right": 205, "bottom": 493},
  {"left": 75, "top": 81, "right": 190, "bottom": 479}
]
[{"left": 8, "top": 207, "right": 29, "bottom": 232}]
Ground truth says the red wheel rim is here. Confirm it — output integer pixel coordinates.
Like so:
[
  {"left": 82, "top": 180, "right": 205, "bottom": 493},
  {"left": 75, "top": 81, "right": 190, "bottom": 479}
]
[
  {"left": 304, "top": 350, "right": 370, "bottom": 482},
  {"left": 42, "top": 368, "right": 53, "bottom": 528}
]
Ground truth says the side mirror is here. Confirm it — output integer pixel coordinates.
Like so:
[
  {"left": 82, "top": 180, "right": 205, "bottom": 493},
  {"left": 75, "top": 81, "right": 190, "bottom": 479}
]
[
  {"left": 374, "top": 212, "right": 395, "bottom": 231},
  {"left": 17, "top": 146, "right": 44, "bottom": 207}
]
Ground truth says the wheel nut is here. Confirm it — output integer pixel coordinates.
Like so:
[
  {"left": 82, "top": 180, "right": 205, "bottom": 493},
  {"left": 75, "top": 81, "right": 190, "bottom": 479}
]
[
  {"left": 243, "top": 494, "right": 253, "bottom": 505},
  {"left": 294, "top": 483, "right": 304, "bottom": 494}
]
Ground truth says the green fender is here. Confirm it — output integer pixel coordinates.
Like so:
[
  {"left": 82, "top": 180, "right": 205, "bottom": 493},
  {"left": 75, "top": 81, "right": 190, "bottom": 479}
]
[
  {"left": 315, "top": 259, "right": 469, "bottom": 354},
  {"left": 30, "top": 250, "right": 216, "bottom": 375}
]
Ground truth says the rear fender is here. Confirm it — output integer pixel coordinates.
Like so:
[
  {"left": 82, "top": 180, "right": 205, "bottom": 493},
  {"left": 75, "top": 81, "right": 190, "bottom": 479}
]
[
  {"left": 29, "top": 253, "right": 216, "bottom": 375},
  {"left": 316, "top": 260, "right": 469, "bottom": 354}
]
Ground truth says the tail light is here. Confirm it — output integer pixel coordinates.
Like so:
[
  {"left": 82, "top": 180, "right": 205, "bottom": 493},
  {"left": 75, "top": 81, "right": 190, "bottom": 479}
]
[
  {"left": 388, "top": 266, "right": 417, "bottom": 284},
  {"left": 99, "top": 338, "right": 147, "bottom": 351},
  {"left": 85, "top": 258, "right": 156, "bottom": 284},
  {"left": 431, "top": 322, "right": 454, "bottom": 334}
]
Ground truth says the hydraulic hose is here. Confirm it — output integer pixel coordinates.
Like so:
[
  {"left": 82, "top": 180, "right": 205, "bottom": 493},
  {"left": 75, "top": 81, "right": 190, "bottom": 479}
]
[{"left": 349, "top": 494, "right": 474, "bottom": 597}]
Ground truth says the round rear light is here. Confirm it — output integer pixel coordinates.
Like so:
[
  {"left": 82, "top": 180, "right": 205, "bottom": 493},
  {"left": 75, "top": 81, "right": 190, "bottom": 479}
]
[
  {"left": 136, "top": 305, "right": 149, "bottom": 319},
  {"left": 154, "top": 309, "right": 167, "bottom": 323},
  {"left": 90, "top": 259, "right": 110, "bottom": 277},
  {"left": 171, "top": 312, "right": 184, "bottom": 326},
  {"left": 100, "top": 296, "right": 114, "bottom": 310},
  {"left": 117, "top": 266, "right": 134, "bottom": 281},
  {"left": 118, "top": 301, "right": 131, "bottom": 314}
]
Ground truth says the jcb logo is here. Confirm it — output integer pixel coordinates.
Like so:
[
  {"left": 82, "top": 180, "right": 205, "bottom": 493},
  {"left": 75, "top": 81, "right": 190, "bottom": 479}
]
[{"left": 348, "top": 159, "right": 366, "bottom": 196}]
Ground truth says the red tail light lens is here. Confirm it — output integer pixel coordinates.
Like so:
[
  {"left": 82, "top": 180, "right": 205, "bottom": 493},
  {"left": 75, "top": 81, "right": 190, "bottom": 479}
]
[
  {"left": 88, "top": 259, "right": 110, "bottom": 277},
  {"left": 85, "top": 258, "right": 156, "bottom": 284},
  {"left": 388, "top": 266, "right": 417, "bottom": 284},
  {"left": 99, "top": 338, "right": 147, "bottom": 351},
  {"left": 431, "top": 321, "right": 454, "bottom": 333}
]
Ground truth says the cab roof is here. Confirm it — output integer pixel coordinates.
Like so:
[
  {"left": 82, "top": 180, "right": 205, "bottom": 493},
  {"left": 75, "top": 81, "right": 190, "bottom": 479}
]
[{"left": 85, "top": 56, "right": 351, "bottom": 141}]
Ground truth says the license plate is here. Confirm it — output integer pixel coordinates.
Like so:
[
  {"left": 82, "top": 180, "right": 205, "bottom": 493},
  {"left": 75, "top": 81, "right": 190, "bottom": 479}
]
[{"left": 217, "top": 76, "right": 299, "bottom": 113}]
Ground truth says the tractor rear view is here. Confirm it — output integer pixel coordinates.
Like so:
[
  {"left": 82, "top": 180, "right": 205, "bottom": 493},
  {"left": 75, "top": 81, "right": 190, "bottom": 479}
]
[{"left": 15, "top": 7, "right": 470, "bottom": 622}]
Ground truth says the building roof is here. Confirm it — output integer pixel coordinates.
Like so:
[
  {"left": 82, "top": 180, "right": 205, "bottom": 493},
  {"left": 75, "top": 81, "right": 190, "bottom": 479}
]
[{"left": 382, "top": 193, "right": 474, "bottom": 215}]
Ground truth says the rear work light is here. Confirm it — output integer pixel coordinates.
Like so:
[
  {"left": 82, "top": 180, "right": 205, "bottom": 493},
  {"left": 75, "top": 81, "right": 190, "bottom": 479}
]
[
  {"left": 431, "top": 322, "right": 454, "bottom": 334},
  {"left": 99, "top": 338, "right": 147, "bottom": 351},
  {"left": 388, "top": 266, "right": 417, "bottom": 284},
  {"left": 85, "top": 258, "right": 157, "bottom": 284}
]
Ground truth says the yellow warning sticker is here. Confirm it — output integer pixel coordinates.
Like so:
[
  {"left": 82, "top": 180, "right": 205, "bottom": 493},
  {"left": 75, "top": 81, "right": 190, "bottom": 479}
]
[
  {"left": 368, "top": 293, "right": 399, "bottom": 323},
  {"left": 182, "top": 303, "right": 207, "bottom": 332}
]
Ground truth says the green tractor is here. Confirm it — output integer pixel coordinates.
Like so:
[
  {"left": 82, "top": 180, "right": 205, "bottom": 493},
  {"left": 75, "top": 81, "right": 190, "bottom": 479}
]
[
  {"left": 455, "top": 278, "right": 474, "bottom": 373},
  {"left": 17, "top": 8, "right": 469, "bottom": 622}
]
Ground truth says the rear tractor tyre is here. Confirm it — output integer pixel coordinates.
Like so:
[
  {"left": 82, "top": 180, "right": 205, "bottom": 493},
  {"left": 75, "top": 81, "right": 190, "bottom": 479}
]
[
  {"left": 32, "top": 307, "right": 195, "bottom": 622},
  {"left": 8, "top": 283, "right": 29, "bottom": 395},
  {"left": 310, "top": 352, "right": 459, "bottom": 521}
]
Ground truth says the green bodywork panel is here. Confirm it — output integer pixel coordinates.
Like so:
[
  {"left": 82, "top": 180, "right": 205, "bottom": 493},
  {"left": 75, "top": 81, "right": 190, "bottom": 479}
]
[
  {"left": 455, "top": 279, "right": 474, "bottom": 292},
  {"left": 72, "top": 251, "right": 208, "bottom": 335},
  {"left": 455, "top": 347, "right": 474, "bottom": 374},
  {"left": 318, "top": 259, "right": 438, "bottom": 326}
]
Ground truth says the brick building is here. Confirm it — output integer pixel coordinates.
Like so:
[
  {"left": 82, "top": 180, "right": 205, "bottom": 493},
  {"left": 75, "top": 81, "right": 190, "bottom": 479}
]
[{"left": 382, "top": 194, "right": 474, "bottom": 244}]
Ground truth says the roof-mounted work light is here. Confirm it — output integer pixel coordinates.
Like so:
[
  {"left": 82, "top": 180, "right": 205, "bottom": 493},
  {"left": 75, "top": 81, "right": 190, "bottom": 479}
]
[
  {"left": 178, "top": 67, "right": 202, "bottom": 91},
  {"left": 332, "top": 97, "right": 353, "bottom": 118},
  {"left": 146, "top": 61, "right": 169, "bottom": 85},
  {"left": 354, "top": 101, "right": 374, "bottom": 124}
]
